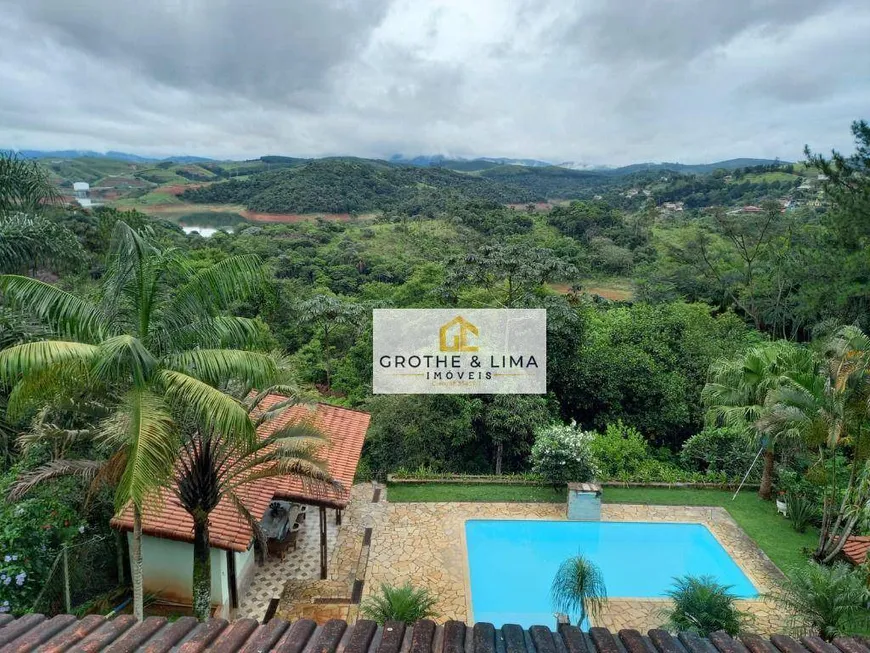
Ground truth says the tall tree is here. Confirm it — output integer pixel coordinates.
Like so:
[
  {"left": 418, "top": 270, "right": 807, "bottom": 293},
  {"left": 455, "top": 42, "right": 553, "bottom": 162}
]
[
  {"left": 0, "top": 222, "right": 275, "bottom": 620},
  {"left": 175, "top": 386, "right": 339, "bottom": 620},
  {"left": 297, "top": 295, "right": 363, "bottom": 389},
  {"left": 669, "top": 202, "right": 787, "bottom": 330},
  {"left": 702, "top": 341, "right": 815, "bottom": 499},
  {"left": 0, "top": 153, "right": 59, "bottom": 218},
  {"left": 806, "top": 119, "right": 870, "bottom": 248},
  {"left": 479, "top": 395, "right": 553, "bottom": 475},
  {"left": 444, "top": 244, "right": 576, "bottom": 307},
  {"left": 757, "top": 326, "right": 870, "bottom": 562}
]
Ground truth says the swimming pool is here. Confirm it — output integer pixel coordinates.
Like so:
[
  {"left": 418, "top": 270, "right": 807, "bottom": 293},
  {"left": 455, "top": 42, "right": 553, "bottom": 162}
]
[{"left": 465, "top": 520, "right": 758, "bottom": 628}]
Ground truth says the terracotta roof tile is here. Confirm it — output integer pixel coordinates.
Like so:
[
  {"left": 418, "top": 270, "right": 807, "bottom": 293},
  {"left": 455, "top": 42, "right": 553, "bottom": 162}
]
[
  {"left": 3, "top": 617, "right": 870, "bottom": 653},
  {"left": 843, "top": 535, "right": 870, "bottom": 566},
  {"left": 112, "top": 400, "right": 370, "bottom": 551}
]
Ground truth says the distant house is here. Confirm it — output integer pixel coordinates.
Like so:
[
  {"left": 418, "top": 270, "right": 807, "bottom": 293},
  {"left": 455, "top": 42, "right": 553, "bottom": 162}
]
[
  {"left": 72, "top": 181, "right": 92, "bottom": 208},
  {"left": 817, "top": 173, "right": 829, "bottom": 181},
  {"left": 741, "top": 205, "right": 763, "bottom": 213}
]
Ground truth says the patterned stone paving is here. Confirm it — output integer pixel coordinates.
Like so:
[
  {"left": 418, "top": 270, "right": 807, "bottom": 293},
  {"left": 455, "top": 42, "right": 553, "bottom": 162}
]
[
  {"left": 272, "top": 486, "right": 788, "bottom": 634},
  {"left": 237, "top": 509, "right": 340, "bottom": 622},
  {"left": 275, "top": 485, "right": 384, "bottom": 623},
  {"left": 362, "top": 495, "right": 788, "bottom": 634}
]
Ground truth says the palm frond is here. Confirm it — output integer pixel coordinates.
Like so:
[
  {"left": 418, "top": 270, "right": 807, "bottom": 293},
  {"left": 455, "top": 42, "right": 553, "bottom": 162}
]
[
  {"left": 160, "top": 316, "right": 264, "bottom": 352},
  {"left": 93, "top": 335, "right": 158, "bottom": 387},
  {"left": 163, "top": 349, "right": 277, "bottom": 389},
  {"left": 115, "top": 390, "right": 178, "bottom": 511},
  {"left": 7, "top": 459, "right": 103, "bottom": 502},
  {"left": 0, "top": 214, "right": 84, "bottom": 274},
  {"left": 4, "top": 358, "right": 92, "bottom": 422},
  {"left": 0, "top": 275, "right": 107, "bottom": 342},
  {"left": 0, "top": 155, "right": 60, "bottom": 216},
  {"left": 157, "top": 370, "right": 256, "bottom": 444},
  {"left": 359, "top": 583, "right": 438, "bottom": 625},
  {"left": 16, "top": 418, "right": 95, "bottom": 455},
  {"left": 161, "top": 254, "right": 264, "bottom": 331},
  {"left": 0, "top": 340, "right": 99, "bottom": 384},
  {"left": 225, "top": 489, "right": 269, "bottom": 564}
]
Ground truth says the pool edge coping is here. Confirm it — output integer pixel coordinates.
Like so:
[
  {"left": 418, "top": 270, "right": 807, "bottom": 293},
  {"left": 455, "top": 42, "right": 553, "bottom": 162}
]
[{"left": 459, "top": 505, "right": 773, "bottom": 626}]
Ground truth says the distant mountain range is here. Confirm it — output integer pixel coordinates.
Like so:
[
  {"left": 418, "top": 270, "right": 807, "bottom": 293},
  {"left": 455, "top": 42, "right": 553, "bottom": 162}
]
[
  {"left": 4, "top": 149, "right": 215, "bottom": 164},
  {"left": 388, "top": 154, "right": 788, "bottom": 175},
  {"left": 6, "top": 149, "right": 788, "bottom": 174}
]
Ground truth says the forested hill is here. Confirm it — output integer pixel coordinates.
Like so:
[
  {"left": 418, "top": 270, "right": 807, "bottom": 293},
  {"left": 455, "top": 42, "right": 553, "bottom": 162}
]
[
  {"left": 180, "top": 159, "right": 551, "bottom": 214},
  {"left": 180, "top": 159, "right": 616, "bottom": 214}
]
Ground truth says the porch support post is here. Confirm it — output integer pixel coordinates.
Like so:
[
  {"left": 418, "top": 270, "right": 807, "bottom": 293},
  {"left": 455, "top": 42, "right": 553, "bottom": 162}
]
[
  {"left": 319, "top": 506, "right": 328, "bottom": 580},
  {"left": 335, "top": 509, "right": 342, "bottom": 525}
]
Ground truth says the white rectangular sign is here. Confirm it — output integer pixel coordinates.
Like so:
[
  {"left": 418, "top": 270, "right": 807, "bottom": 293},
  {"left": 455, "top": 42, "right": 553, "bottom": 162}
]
[{"left": 372, "top": 309, "right": 546, "bottom": 394}]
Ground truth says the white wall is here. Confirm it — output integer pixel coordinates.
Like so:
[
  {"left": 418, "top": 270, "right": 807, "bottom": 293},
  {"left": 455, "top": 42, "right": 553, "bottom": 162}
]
[
  {"left": 130, "top": 533, "right": 232, "bottom": 616},
  {"left": 234, "top": 544, "right": 257, "bottom": 598}
]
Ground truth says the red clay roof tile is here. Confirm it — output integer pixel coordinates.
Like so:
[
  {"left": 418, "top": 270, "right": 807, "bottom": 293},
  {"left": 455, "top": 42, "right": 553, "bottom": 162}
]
[
  {"left": 111, "top": 400, "right": 370, "bottom": 551},
  {"left": 842, "top": 535, "right": 870, "bottom": 566}
]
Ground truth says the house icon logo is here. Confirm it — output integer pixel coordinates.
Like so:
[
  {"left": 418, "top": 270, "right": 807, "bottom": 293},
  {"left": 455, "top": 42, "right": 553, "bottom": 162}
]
[{"left": 439, "top": 316, "right": 479, "bottom": 352}]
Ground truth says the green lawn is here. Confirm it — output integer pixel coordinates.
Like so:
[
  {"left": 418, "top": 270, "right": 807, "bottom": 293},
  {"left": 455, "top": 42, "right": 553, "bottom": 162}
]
[
  {"left": 387, "top": 482, "right": 565, "bottom": 503},
  {"left": 386, "top": 483, "right": 817, "bottom": 576},
  {"left": 604, "top": 488, "right": 817, "bottom": 575}
]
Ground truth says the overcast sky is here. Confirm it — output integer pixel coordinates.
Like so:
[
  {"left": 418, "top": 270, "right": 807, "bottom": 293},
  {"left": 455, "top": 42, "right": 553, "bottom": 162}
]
[{"left": 1, "top": 0, "right": 868, "bottom": 165}]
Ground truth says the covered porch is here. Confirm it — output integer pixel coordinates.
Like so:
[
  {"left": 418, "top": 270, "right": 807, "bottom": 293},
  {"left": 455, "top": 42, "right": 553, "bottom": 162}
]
[{"left": 111, "top": 400, "right": 370, "bottom": 620}]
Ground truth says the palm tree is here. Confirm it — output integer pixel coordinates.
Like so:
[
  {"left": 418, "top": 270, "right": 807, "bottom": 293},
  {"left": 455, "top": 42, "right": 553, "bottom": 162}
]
[
  {"left": 661, "top": 575, "right": 746, "bottom": 636},
  {"left": 757, "top": 326, "right": 870, "bottom": 562},
  {"left": 550, "top": 554, "right": 607, "bottom": 627},
  {"left": 0, "top": 153, "right": 59, "bottom": 218},
  {"left": 0, "top": 222, "right": 275, "bottom": 620},
  {"left": 768, "top": 562, "right": 870, "bottom": 640},
  {"left": 174, "top": 385, "right": 340, "bottom": 620},
  {"left": 702, "top": 342, "right": 815, "bottom": 499},
  {"left": 359, "top": 583, "right": 439, "bottom": 625}
]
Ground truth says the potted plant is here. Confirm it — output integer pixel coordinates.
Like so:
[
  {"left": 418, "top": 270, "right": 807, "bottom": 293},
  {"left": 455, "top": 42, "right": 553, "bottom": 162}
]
[{"left": 776, "top": 491, "right": 788, "bottom": 517}]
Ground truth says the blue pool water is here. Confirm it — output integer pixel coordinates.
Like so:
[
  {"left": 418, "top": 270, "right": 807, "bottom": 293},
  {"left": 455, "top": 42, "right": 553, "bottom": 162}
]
[{"left": 465, "top": 520, "right": 757, "bottom": 628}]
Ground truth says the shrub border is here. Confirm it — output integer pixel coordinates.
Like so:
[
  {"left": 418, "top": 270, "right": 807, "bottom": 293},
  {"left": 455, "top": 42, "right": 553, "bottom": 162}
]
[{"left": 386, "top": 474, "right": 760, "bottom": 490}]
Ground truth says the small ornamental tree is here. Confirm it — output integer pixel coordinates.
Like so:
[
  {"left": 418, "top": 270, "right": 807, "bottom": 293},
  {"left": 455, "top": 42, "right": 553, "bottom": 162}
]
[{"left": 531, "top": 423, "right": 598, "bottom": 487}]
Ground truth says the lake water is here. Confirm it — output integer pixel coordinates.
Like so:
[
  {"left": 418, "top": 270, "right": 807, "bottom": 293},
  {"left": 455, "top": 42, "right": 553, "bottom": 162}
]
[
  {"left": 181, "top": 225, "right": 234, "bottom": 237},
  {"left": 465, "top": 519, "right": 757, "bottom": 628}
]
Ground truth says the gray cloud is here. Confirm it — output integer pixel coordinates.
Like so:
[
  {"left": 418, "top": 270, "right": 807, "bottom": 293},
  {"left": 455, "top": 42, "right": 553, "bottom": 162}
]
[
  {"left": 10, "top": 0, "right": 391, "bottom": 105},
  {"left": 1, "top": 0, "right": 868, "bottom": 164}
]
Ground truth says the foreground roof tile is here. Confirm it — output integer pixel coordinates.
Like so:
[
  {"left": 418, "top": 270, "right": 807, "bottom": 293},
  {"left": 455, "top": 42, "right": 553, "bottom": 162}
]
[{"left": 4, "top": 616, "right": 867, "bottom": 653}]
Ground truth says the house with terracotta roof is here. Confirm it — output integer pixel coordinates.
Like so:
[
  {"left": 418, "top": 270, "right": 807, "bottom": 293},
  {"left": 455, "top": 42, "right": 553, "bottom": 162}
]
[{"left": 111, "top": 398, "right": 370, "bottom": 619}]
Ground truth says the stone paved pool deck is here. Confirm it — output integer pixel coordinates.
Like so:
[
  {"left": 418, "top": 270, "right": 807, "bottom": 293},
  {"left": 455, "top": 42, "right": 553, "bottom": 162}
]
[{"left": 277, "top": 485, "right": 787, "bottom": 634}]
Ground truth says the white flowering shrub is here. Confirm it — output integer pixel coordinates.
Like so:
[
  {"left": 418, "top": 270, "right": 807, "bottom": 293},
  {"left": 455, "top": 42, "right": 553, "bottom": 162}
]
[{"left": 531, "top": 423, "right": 599, "bottom": 486}]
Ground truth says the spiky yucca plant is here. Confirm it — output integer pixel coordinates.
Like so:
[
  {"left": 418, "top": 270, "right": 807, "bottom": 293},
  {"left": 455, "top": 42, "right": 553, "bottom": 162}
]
[
  {"left": 550, "top": 554, "right": 607, "bottom": 627},
  {"left": 359, "top": 583, "right": 439, "bottom": 625},
  {"left": 661, "top": 575, "right": 746, "bottom": 635}
]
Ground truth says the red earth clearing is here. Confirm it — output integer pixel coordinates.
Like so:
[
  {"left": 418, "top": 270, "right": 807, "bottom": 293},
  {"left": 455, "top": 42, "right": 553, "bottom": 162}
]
[{"left": 240, "top": 210, "right": 352, "bottom": 223}]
